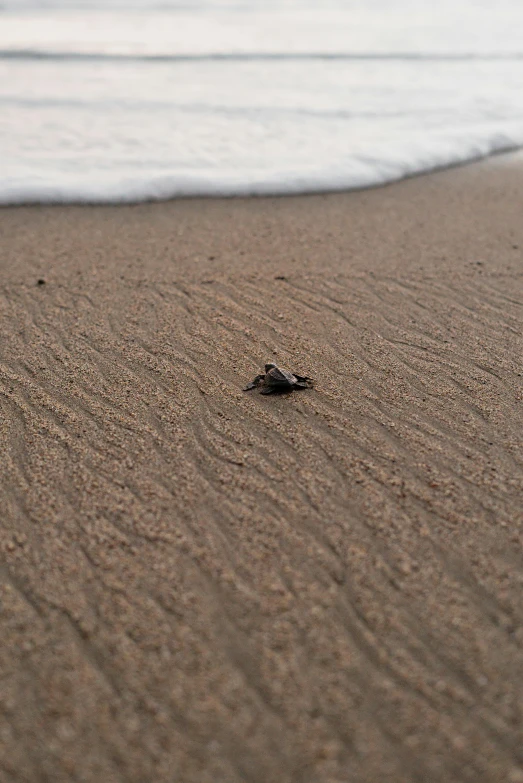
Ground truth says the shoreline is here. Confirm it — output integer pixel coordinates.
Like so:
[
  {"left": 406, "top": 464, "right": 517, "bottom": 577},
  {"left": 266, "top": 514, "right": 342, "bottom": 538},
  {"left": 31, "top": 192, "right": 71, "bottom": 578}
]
[
  {"left": 3, "top": 152, "right": 523, "bottom": 286},
  {"left": 2, "top": 145, "right": 523, "bottom": 210},
  {"left": 1, "top": 155, "right": 522, "bottom": 782}
]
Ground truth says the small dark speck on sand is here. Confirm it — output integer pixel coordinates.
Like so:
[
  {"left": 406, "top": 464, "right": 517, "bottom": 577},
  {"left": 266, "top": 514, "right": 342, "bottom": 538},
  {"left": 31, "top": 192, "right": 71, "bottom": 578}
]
[
  {"left": 37, "top": 279, "right": 46, "bottom": 286},
  {"left": 275, "top": 275, "right": 287, "bottom": 281},
  {"left": 208, "top": 255, "right": 215, "bottom": 261},
  {"left": 513, "top": 244, "right": 519, "bottom": 250}
]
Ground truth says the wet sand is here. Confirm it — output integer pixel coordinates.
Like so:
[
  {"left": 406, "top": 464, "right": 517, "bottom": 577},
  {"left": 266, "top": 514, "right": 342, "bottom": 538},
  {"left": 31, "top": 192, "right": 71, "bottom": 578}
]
[{"left": 0, "top": 157, "right": 522, "bottom": 782}]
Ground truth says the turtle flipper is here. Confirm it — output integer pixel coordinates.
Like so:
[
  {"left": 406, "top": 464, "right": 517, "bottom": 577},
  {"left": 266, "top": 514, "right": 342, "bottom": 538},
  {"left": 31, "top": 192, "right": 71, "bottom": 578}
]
[
  {"left": 259, "top": 385, "right": 277, "bottom": 394},
  {"left": 244, "top": 374, "right": 265, "bottom": 391},
  {"left": 294, "top": 381, "right": 310, "bottom": 389},
  {"left": 294, "top": 374, "right": 313, "bottom": 385}
]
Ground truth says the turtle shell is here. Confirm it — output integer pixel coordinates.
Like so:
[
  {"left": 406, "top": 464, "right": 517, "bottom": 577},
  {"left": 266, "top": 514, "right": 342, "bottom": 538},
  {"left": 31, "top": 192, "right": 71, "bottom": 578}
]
[{"left": 265, "top": 365, "right": 296, "bottom": 387}]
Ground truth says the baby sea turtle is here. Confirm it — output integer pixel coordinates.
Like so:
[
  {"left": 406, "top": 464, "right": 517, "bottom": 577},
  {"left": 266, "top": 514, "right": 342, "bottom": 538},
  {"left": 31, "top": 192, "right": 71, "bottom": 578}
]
[{"left": 244, "top": 363, "right": 313, "bottom": 395}]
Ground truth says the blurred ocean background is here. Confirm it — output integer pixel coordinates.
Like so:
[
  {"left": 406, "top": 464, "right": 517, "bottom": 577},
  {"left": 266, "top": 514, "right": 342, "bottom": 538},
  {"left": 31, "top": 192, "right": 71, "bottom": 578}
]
[{"left": 2, "top": 0, "right": 523, "bottom": 204}]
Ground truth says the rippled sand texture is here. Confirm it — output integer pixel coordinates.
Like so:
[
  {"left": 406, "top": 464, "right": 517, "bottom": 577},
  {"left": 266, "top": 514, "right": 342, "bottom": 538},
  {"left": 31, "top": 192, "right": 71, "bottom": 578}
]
[{"left": 1, "top": 160, "right": 523, "bottom": 782}]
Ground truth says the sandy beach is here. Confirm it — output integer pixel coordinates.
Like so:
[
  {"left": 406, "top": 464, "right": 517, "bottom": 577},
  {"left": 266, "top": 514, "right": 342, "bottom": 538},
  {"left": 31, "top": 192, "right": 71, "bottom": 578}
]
[{"left": 1, "top": 157, "right": 522, "bottom": 782}]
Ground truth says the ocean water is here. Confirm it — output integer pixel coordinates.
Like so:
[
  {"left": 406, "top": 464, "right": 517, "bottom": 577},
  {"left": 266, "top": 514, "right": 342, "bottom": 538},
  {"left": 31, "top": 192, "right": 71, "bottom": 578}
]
[{"left": 2, "top": 0, "right": 523, "bottom": 204}]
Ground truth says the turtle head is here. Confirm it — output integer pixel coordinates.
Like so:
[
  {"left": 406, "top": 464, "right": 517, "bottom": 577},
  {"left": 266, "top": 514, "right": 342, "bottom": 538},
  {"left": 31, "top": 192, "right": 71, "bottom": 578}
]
[{"left": 264, "top": 363, "right": 277, "bottom": 372}]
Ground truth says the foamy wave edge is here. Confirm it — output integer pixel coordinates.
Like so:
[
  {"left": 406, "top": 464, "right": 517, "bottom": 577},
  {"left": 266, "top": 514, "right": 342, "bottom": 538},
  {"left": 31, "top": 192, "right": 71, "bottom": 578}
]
[
  {"left": 2, "top": 129, "right": 523, "bottom": 206},
  {"left": 3, "top": 49, "right": 523, "bottom": 62}
]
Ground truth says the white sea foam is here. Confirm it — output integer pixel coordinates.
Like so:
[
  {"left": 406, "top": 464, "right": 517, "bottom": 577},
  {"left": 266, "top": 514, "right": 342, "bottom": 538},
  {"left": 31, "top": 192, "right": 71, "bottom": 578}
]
[{"left": 2, "top": 0, "right": 523, "bottom": 205}]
